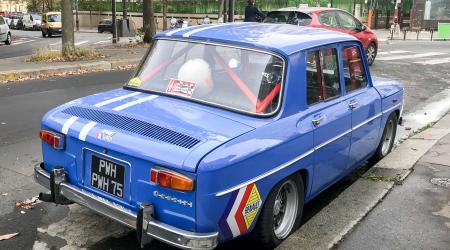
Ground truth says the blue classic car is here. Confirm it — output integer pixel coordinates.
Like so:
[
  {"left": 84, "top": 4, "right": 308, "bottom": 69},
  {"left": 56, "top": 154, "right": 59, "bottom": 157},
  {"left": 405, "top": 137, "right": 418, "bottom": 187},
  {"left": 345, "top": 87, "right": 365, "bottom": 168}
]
[{"left": 35, "top": 23, "right": 404, "bottom": 249}]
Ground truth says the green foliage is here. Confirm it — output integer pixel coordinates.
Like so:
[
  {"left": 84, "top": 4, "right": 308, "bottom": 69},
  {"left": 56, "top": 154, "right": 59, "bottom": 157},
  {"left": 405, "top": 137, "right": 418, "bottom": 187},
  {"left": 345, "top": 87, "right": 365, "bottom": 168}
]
[{"left": 26, "top": 0, "right": 61, "bottom": 12}]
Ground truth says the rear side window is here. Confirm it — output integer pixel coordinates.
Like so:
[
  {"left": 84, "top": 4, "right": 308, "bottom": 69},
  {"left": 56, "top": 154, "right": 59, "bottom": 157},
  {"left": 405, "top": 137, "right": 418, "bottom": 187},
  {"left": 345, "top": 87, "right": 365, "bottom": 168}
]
[
  {"left": 342, "top": 46, "right": 367, "bottom": 92},
  {"left": 306, "top": 48, "right": 341, "bottom": 105},
  {"left": 319, "top": 12, "right": 339, "bottom": 28}
]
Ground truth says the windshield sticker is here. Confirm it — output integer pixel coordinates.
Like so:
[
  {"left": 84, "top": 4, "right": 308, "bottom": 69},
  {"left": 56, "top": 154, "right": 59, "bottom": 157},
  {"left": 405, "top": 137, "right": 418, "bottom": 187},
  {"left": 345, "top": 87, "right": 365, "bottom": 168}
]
[
  {"left": 166, "top": 79, "right": 196, "bottom": 97},
  {"left": 128, "top": 77, "right": 142, "bottom": 87}
]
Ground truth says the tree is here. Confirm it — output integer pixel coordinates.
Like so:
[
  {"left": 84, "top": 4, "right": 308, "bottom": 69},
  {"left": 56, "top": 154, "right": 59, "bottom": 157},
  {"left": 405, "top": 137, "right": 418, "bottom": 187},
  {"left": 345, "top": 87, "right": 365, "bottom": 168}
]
[
  {"left": 61, "top": 0, "right": 75, "bottom": 56},
  {"left": 143, "top": 0, "right": 155, "bottom": 43}
]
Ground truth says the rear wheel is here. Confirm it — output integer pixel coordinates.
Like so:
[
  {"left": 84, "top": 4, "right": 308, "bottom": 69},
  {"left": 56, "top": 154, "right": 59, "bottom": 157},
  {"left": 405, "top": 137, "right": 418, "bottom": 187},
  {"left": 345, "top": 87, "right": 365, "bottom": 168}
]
[
  {"left": 366, "top": 43, "right": 377, "bottom": 66},
  {"left": 5, "top": 33, "right": 11, "bottom": 45},
  {"left": 42, "top": 30, "right": 47, "bottom": 37},
  {"left": 370, "top": 112, "right": 397, "bottom": 163},
  {"left": 253, "top": 175, "right": 304, "bottom": 249}
]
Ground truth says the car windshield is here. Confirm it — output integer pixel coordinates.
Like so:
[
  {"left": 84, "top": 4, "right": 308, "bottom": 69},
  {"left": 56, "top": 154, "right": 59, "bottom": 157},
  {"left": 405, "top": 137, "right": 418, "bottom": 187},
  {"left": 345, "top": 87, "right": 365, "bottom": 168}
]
[
  {"left": 264, "top": 11, "right": 312, "bottom": 26},
  {"left": 32, "top": 14, "right": 41, "bottom": 20},
  {"left": 126, "top": 40, "right": 284, "bottom": 115},
  {"left": 48, "top": 14, "right": 61, "bottom": 22}
]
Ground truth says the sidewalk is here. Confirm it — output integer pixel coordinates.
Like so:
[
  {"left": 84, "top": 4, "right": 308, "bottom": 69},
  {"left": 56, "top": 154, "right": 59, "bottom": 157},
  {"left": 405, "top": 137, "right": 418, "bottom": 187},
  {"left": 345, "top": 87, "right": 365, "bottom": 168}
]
[
  {"left": 338, "top": 114, "right": 450, "bottom": 249},
  {"left": 0, "top": 46, "right": 146, "bottom": 83},
  {"left": 372, "top": 28, "right": 444, "bottom": 42},
  {"left": 278, "top": 113, "right": 450, "bottom": 249}
]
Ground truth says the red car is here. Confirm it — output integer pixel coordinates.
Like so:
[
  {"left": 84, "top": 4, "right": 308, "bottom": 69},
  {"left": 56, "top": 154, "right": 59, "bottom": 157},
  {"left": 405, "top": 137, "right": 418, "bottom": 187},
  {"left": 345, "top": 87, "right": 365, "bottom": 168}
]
[{"left": 264, "top": 7, "right": 378, "bottom": 65}]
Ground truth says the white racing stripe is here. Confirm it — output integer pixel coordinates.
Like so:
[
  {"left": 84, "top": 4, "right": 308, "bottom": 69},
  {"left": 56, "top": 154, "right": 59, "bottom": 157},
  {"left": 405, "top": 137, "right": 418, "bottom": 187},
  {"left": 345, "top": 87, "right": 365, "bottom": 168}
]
[
  {"left": 62, "top": 92, "right": 141, "bottom": 135},
  {"left": 76, "top": 94, "right": 157, "bottom": 141},
  {"left": 112, "top": 95, "right": 157, "bottom": 111},
  {"left": 377, "top": 52, "right": 446, "bottom": 61},
  {"left": 78, "top": 121, "right": 97, "bottom": 141},
  {"left": 165, "top": 26, "right": 196, "bottom": 36},
  {"left": 414, "top": 57, "right": 450, "bottom": 65},
  {"left": 182, "top": 24, "right": 227, "bottom": 38}
]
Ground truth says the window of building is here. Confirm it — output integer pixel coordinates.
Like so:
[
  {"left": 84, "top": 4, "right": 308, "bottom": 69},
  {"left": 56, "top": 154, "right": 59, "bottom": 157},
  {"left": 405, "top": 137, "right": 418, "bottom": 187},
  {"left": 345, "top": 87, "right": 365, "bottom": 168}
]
[
  {"left": 306, "top": 48, "right": 341, "bottom": 105},
  {"left": 342, "top": 46, "right": 367, "bottom": 92}
]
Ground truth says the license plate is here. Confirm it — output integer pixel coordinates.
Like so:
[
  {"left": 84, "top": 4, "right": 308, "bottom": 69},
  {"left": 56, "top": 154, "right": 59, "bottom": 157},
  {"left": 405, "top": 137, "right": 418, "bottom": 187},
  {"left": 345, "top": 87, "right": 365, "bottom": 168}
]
[{"left": 90, "top": 155, "right": 125, "bottom": 199}]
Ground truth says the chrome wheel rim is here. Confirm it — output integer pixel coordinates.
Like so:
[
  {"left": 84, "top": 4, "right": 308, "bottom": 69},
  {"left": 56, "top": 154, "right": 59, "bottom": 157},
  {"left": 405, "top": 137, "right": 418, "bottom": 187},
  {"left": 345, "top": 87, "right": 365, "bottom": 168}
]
[
  {"left": 381, "top": 118, "right": 395, "bottom": 156},
  {"left": 273, "top": 179, "right": 298, "bottom": 239},
  {"left": 367, "top": 45, "right": 376, "bottom": 63}
]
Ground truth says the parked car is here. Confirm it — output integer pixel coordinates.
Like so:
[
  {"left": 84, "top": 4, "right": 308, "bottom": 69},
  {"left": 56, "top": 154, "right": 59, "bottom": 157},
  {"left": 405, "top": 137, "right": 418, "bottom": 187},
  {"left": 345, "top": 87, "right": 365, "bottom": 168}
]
[
  {"left": 41, "top": 12, "right": 62, "bottom": 37},
  {"left": 8, "top": 15, "right": 21, "bottom": 29},
  {"left": 264, "top": 7, "right": 379, "bottom": 65},
  {"left": 97, "top": 19, "right": 113, "bottom": 33},
  {"left": 35, "top": 23, "right": 403, "bottom": 249},
  {"left": 4, "top": 17, "right": 11, "bottom": 27},
  {"left": 22, "top": 13, "right": 41, "bottom": 30},
  {"left": 0, "top": 16, "right": 12, "bottom": 45},
  {"left": 16, "top": 17, "right": 24, "bottom": 30}
]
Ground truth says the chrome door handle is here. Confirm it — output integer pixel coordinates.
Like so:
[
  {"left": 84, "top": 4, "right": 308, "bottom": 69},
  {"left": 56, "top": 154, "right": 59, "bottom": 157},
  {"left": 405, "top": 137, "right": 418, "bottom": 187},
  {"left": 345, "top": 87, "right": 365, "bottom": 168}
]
[
  {"left": 312, "top": 116, "right": 323, "bottom": 127},
  {"left": 349, "top": 101, "right": 359, "bottom": 110}
]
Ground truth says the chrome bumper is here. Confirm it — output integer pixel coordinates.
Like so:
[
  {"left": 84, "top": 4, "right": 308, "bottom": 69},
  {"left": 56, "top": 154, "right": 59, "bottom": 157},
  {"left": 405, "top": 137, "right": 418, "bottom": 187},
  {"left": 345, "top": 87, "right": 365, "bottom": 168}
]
[{"left": 34, "top": 163, "right": 218, "bottom": 250}]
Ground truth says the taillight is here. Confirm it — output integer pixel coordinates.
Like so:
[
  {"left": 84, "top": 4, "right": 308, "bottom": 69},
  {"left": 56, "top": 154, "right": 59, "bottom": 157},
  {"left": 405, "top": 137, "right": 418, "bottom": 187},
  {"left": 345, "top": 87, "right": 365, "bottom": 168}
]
[
  {"left": 150, "top": 168, "right": 194, "bottom": 191},
  {"left": 40, "top": 130, "right": 65, "bottom": 150}
]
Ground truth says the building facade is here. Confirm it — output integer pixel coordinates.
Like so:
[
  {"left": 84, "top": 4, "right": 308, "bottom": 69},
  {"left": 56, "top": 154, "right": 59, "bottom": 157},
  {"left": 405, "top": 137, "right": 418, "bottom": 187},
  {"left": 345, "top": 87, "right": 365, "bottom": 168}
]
[{"left": 0, "top": 0, "right": 27, "bottom": 14}]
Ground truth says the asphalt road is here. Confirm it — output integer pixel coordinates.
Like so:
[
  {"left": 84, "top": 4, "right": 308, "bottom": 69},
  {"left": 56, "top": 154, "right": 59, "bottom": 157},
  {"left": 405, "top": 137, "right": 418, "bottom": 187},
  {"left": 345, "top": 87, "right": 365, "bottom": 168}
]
[
  {"left": 0, "top": 39, "right": 449, "bottom": 249},
  {"left": 0, "top": 29, "right": 111, "bottom": 59}
]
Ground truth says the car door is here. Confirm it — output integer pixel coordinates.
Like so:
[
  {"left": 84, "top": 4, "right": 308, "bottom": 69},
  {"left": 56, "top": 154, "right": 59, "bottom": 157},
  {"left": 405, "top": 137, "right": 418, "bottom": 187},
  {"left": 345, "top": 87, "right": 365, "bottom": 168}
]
[
  {"left": 305, "top": 47, "right": 353, "bottom": 196},
  {"left": 0, "top": 17, "right": 6, "bottom": 41},
  {"left": 341, "top": 44, "right": 382, "bottom": 169}
]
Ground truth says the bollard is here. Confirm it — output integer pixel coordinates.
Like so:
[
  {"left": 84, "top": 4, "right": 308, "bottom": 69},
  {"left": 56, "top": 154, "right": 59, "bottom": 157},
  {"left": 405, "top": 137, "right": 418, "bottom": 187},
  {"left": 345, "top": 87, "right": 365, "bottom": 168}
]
[{"left": 403, "top": 27, "right": 408, "bottom": 40}]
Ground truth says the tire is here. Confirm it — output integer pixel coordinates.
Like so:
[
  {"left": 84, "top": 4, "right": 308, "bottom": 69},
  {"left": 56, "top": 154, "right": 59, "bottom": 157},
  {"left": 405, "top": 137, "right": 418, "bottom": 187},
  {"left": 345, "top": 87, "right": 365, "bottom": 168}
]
[
  {"left": 42, "top": 30, "right": 47, "bottom": 37},
  {"left": 370, "top": 112, "right": 398, "bottom": 163},
  {"left": 253, "top": 174, "right": 304, "bottom": 249},
  {"left": 48, "top": 29, "right": 52, "bottom": 37},
  {"left": 5, "top": 33, "right": 11, "bottom": 45},
  {"left": 366, "top": 43, "right": 377, "bottom": 66}
]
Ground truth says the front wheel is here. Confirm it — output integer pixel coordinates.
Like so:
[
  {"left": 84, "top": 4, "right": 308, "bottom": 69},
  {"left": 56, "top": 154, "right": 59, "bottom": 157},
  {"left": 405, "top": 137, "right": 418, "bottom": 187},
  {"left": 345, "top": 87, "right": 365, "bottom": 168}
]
[
  {"left": 5, "top": 33, "right": 11, "bottom": 45},
  {"left": 253, "top": 175, "right": 304, "bottom": 249},
  {"left": 370, "top": 112, "right": 398, "bottom": 163},
  {"left": 366, "top": 43, "right": 377, "bottom": 66},
  {"left": 42, "top": 30, "right": 47, "bottom": 37}
]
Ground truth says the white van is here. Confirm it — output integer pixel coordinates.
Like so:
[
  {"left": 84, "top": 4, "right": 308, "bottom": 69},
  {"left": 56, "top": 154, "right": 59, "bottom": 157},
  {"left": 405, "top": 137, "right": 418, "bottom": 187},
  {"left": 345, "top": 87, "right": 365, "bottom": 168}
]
[
  {"left": 0, "top": 16, "right": 12, "bottom": 45},
  {"left": 22, "top": 13, "right": 41, "bottom": 30}
]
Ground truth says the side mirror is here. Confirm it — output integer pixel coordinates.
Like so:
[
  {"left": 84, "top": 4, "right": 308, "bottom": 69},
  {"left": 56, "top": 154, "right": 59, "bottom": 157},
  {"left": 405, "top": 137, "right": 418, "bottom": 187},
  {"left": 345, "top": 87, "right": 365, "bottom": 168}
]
[{"left": 356, "top": 25, "right": 367, "bottom": 31}]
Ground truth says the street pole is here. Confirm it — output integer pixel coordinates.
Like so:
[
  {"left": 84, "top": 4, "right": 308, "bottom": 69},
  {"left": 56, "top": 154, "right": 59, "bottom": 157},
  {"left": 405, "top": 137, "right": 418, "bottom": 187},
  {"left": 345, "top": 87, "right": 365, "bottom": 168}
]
[
  {"left": 112, "top": 0, "right": 117, "bottom": 43},
  {"left": 75, "top": 0, "right": 79, "bottom": 31},
  {"left": 163, "top": 0, "right": 167, "bottom": 30},
  {"left": 122, "top": 0, "right": 128, "bottom": 20}
]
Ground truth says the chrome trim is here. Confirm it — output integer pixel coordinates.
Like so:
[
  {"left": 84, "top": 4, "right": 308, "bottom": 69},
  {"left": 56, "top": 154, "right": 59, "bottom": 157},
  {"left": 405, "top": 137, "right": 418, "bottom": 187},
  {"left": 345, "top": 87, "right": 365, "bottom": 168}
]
[
  {"left": 314, "top": 129, "right": 352, "bottom": 151},
  {"left": 34, "top": 164, "right": 218, "bottom": 250},
  {"left": 216, "top": 149, "right": 315, "bottom": 196},
  {"left": 352, "top": 113, "right": 382, "bottom": 131},
  {"left": 382, "top": 103, "right": 402, "bottom": 115},
  {"left": 130, "top": 38, "right": 287, "bottom": 118}
]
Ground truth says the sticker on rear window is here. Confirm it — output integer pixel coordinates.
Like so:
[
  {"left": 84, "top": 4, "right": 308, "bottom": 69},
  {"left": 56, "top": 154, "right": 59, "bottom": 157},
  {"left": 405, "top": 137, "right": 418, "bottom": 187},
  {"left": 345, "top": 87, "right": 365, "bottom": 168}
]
[
  {"left": 166, "top": 79, "right": 196, "bottom": 97},
  {"left": 128, "top": 77, "right": 142, "bottom": 87}
]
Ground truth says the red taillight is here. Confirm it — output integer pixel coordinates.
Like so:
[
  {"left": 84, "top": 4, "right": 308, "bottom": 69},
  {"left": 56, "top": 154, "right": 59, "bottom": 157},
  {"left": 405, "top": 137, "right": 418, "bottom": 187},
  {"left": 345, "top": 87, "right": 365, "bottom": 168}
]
[
  {"left": 40, "top": 130, "right": 65, "bottom": 150},
  {"left": 150, "top": 168, "right": 194, "bottom": 191}
]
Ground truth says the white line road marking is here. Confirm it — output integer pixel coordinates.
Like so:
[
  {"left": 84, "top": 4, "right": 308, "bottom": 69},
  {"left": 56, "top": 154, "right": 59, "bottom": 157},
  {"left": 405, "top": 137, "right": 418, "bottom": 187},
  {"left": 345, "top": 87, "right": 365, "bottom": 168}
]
[
  {"left": 74, "top": 40, "right": 88, "bottom": 46},
  {"left": 79, "top": 121, "right": 97, "bottom": 141},
  {"left": 12, "top": 39, "right": 35, "bottom": 45},
  {"left": 93, "top": 40, "right": 110, "bottom": 44},
  {"left": 112, "top": 95, "right": 157, "bottom": 111},
  {"left": 414, "top": 57, "right": 450, "bottom": 65},
  {"left": 377, "top": 50, "right": 410, "bottom": 55},
  {"left": 49, "top": 41, "right": 62, "bottom": 46},
  {"left": 377, "top": 52, "right": 446, "bottom": 61}
]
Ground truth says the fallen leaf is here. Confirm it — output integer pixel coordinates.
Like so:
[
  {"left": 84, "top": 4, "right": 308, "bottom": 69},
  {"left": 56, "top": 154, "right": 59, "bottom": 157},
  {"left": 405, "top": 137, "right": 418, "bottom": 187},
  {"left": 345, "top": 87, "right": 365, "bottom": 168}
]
[{"left": 0, "top": 232, "right": 19, "bottom": 241}]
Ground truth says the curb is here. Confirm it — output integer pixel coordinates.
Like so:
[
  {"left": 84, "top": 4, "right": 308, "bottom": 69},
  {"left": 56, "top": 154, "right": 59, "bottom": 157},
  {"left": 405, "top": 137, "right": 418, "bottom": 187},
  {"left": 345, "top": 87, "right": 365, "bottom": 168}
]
[
  {"left": 0, "top": 58, "right": 140, "bottom": 83},
  {"left": 277, "top": 115, "right": 450, "bottom": 250}
]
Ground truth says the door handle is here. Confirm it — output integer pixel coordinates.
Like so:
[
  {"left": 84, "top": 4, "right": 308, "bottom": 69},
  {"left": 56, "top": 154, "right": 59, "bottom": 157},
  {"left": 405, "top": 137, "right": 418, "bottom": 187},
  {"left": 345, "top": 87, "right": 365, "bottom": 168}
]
[
  {"left": 349, "top": 101, "right": 359, "bottom": 110},
  {"left": 312, "top": 116, "right": 323, "bottom": 127}
]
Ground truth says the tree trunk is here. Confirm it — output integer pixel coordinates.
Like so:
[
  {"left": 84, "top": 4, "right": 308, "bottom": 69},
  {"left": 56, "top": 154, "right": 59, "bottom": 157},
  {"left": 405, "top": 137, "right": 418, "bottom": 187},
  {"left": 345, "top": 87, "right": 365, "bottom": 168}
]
[
  {"left": 218, "top": 0, "right": 224, "bottom": 23},
  {"left": 162, "top": 0, "right": 167, "bottom": 31},
  {"left": 143, "top": 0, "right": 155, "bottom": 43},
  {"left": 61, "top": 0, "right": 75, "bottom": 56}
]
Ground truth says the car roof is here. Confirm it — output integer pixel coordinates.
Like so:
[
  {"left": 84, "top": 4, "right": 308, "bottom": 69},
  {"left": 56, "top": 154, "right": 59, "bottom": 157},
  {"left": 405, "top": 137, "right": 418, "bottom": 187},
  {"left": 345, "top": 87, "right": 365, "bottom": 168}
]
[
  {"left": 278, "top": 7, "right": 337, "bottom": 13},
  {"left": 155, "top": 22, "right": 357, "bottom": 56}
]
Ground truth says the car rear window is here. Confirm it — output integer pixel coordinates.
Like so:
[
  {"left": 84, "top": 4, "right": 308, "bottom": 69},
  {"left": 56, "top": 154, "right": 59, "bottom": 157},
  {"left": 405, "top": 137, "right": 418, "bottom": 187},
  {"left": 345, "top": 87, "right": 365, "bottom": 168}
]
[
  {"left": 126, "top": 39, "right": 285, "bottom": 116},
  {"left": 264, "top": 11, "right": 312, "bottom": 26}
]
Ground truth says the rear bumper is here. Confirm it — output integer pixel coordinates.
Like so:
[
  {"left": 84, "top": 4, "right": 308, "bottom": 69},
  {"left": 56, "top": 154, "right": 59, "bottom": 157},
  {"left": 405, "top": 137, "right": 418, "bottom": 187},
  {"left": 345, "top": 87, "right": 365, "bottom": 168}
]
[{"left": 34, "top": 163, "right": 218, "bottom": 249}]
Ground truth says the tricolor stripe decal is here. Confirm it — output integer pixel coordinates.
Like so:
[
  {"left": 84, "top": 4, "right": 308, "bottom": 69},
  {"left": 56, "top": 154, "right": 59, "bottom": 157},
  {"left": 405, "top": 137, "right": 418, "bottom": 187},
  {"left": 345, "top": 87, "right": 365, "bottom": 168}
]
[{"left": 219, "top": 183, "right": 262, "bottom": 240}]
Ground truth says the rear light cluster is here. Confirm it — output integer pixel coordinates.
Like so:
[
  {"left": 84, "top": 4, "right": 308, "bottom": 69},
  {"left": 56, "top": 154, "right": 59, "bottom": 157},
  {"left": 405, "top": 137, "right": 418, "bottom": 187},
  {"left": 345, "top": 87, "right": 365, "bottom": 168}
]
[
  {"left": 40, "top": 130, "right": 65, "bottom": 150},
  {"left": 150, "top": 168, "right": 194, "bottom": 191}
]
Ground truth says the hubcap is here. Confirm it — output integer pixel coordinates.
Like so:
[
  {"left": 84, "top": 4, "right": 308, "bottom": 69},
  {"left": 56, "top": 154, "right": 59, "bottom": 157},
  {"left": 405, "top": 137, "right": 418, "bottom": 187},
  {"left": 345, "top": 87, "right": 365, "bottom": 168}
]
[
  {"left": 381, "top": 119, "right": 394, "bottom": 155},
  {"left": 367, "top": 45, "right": 375, "bottom": 62},
  {"left": 273, "top": 180, "right": 298, "bottom": 239}
]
